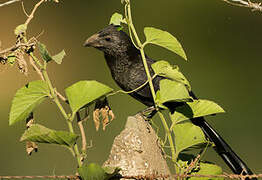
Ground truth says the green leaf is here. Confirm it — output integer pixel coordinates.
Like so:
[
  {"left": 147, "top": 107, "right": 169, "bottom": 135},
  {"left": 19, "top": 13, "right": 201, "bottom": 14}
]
[
  {"left": 109, "top": 12, "right": 126, "bottom": 26},
  {"left": 52, "top": 50, "right": 66, "bottom": 64},
  {"left": 9, "top": 80, "right": 49, "bottom": 126},
  {"left": 172, "top": 120, "right": 209, "bottom": 154},
  {"left": 14, "top": 24, "right": 27, "bottom": 36},
  {"left": 170, "top": 99, "right": 225, "bottom": 125},
  {"left": 20, "top": 124, "right": 78, "bottom": 147},
  {"left": 190, "top": 162, "right": 223, "bottom": 180},
  {"left": 78, "top": 163, "right": 106, "bottom": 180},
  {"left": 38, "top": 42, "right": 52, "bottom": 62},
  {"left": 65, "top": 81, "right": 113, "bottom": 114},
  {"left": 38, "top": 42, "right": 66, "bottom": 64},
  {"left": 144, "top": 27, "right": 187, "bottom": 60},
  {"left": 156, "top": 79, "right": 192, "bottom": 106},
  {"left": 152, "top": 60, "right": 191, "bottom": 91}
]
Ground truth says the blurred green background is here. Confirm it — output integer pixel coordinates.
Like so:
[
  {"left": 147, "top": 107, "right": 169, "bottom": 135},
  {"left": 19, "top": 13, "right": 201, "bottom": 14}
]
[{"left": 0, "top": 0, "right": 261, "bottom": 176}]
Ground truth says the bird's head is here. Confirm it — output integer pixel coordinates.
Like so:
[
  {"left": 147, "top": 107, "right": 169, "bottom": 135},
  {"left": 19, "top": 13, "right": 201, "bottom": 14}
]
[{"left": 84, "top": 25, "right": 135, "bottom": 56}]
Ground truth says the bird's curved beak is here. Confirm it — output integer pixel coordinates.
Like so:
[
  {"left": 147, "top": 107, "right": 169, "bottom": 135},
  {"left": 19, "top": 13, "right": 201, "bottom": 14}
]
[{"left": 83, "top": 33, "right": 99, "bottom": 47}]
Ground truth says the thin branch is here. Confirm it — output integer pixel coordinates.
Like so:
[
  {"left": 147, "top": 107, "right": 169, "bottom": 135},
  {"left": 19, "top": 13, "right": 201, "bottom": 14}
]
[
  {"left": 24, "top": 0, "right": 45, "bottom": 26},
  {"left": 221, "top": 0, "right": 262, "bottom": 11},
  {"left": 28, "top": 56, "right": 44, "bottom": 80},
  {"left": 184, "top": 154, "right": 201, "bottom": 174},
  {"left": 55, "top": 89, "right": 67, "bottom": 102},
  {"left": 21, "top": 1, "right": 29, "bottom": 17},
  {"left": 78, "top": 119, "right": 87, "bottom": 153},
  {"left": 0, "top": 0, "right": 20, "bottom": 7},
  {"left": 107, "top": 74, "right": 157, "bottom": 97},
  {"left": 0, "top": 42, "right": 35, "bottom": 55},
  {"left": 76, "top": 112, "right": 87, "bottom": 155}
]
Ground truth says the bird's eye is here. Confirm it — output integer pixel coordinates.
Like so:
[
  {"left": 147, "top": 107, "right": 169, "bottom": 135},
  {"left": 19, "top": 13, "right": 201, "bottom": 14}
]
[{"left": 105, "top": 37, "right": 111, "bottom": 42}]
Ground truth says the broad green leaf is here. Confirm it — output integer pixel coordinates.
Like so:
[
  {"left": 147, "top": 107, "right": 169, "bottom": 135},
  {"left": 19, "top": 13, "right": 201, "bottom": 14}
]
[
  {"left": 20, "top": 124, "right": 78, "bottom": 147},
  {"left": 65, "top": 81, "right": 113, "bottom": 113},
  {"left": 78, "top": 163, "right": 106, "bottom": 180},
  {"left": 156, "top": 79, "right": 192, "bottom": 106},
  {"left": 190, "top": 162, "right": 223, "bottom": 180},
  {"left": 38, "top": 42, "right": 52, "bottom": 62},
  {"left": 170, "top": 99, "right": 225, "bottom": 125},
  {"left": 172, "top": 120, "right": 209, "bottom": 154},
  {"left": 152, "top": 60, "right": 191, "bottom": 91},
  {"left": 9, "top": 80, "right": 49, "bottom": 126},
  {"left": 52, "top": 50, "right": 66, "bottom": 64},
  {"left": 109, "top": 12, "right": 126, "bottom": 26},
  {"left": 14, "top": 24, "right": 27, "bottom": 35},
  {"left": 144, "top": 27, "right": 187, "bottom": 60}
]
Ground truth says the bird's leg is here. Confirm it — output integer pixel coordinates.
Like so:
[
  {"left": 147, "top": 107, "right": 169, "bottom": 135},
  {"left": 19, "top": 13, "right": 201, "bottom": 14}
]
[{"left": 139, "top": 106, "right": 157, "bottom": 120}]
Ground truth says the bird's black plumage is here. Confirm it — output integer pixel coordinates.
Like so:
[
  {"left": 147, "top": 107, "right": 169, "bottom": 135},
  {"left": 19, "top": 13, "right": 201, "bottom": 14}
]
[{"left": 84, "top": 25, "right": 255, "bottom": 178}]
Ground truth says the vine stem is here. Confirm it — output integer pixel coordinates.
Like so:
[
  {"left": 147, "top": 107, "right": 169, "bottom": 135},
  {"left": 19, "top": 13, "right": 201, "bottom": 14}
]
[
  {"left": 43, "top": 66, "right": 82, "bottom": 167},
  {"left": 157, "top": 112, "right": 176, "bottom": 162},
  {"left": 125, "top": 0, "right": 177, "bottom": 168},
  {"left": 5, "top": 0, "right": 83, "bottom": 169},
  {"left": 29, "top": 54, "right": 82, "bottom": 168}
]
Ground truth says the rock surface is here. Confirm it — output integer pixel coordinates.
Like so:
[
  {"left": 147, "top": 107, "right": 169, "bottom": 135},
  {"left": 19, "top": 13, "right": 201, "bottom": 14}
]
[{"left": 103, "top": 114, "right": 171, "bottom": 179}]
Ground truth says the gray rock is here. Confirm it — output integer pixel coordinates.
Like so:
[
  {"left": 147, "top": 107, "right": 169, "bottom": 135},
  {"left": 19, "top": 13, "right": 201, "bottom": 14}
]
[{"left": 103, "top": 114, "right": 171, "bottom": 179}]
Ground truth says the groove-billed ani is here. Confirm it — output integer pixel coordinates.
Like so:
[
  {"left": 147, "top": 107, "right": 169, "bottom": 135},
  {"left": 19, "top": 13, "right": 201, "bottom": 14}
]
[{"left": 84, "top": 25, "right": 255, "bottom": 178}]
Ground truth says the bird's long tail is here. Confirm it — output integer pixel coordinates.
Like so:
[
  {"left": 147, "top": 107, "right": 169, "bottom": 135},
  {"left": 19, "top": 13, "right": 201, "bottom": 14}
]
[{"left": 191, "top": 117, "right": 256, "bottom": 179}]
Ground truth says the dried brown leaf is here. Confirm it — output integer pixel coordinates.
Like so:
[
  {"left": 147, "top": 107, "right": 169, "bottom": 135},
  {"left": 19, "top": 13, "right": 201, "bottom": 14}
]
[
  {"left": 93, "top": 109, "right": 100, "bottom": 131},
  {"left": 26, "top": 141, "right": 38, "bottom": 155}
]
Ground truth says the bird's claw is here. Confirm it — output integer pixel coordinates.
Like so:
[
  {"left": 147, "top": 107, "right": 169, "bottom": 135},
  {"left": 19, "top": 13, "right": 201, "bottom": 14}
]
[{"left": 139, "top": 106, "right": 157, "bottom": 120}]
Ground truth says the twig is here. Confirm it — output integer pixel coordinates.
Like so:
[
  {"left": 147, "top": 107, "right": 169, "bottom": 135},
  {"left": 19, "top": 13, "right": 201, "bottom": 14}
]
[
  {"left": 21, "top": 1, "right": 29, "bottom": 17},
  {"left": 77, "top": 119, "right": 87, "bottom": 153},
  {"left": 221, "top": 0, "right": 262, "bottom": 11},
  {"left": 87, "top": 140, "right": 93, "bottom": 149},
  {"left": 24, "top": 0, "right": 45, "bottom": 26},
  {"left": 55, "top": 89, "right": 67, "bottom": 102},
  {"left": 76, "top": 112, "right": 87, "bottom": 162},
  {"left": 29, "top": 56, "right": 44, "bottom": 80},
  {"left": 0, "top": 0, "right": 20, "bottom": 7},
  {"left": 107, "top": 74, "right": 157, "bottom": 97},
  {"left": 35, "top": 29, "right": 45, "bottom": 39},
  {"left": 0, "top": 43, "right": 35, "bottom": 55}
]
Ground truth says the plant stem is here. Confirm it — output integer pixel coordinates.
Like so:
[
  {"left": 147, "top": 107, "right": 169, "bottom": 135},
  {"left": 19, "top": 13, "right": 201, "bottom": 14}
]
[
  {"left": 127, "top": 2, "right": 142, "bottom": 48},
  {"left": 29, "top": 54, "right": 82, "bottom": 167},
  {"left": 18, "top": 0, "right": 83, "bottom": 169},
  {"left": 139, "top": 46, "right": 157, "bottom": 101},
  {"left": 125, "top": 0, "right": 177, "bottom": 169},
  {"left": 158, "top": 111, "right": 176, "bottom": 162},
  {"left": 126, "top": 3, "right": 156, "bottom": 101},
  {"left": 42, "top": 66, "right": 82, "bottom": 167},
  {"left": 29, "top": 52, "right": 43, "bottom": 69}
]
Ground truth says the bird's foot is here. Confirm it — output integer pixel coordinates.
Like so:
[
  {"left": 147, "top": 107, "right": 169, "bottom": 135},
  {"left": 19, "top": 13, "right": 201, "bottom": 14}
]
[{"left": 139, "top": 106, "right": 157, "bottom": 121}]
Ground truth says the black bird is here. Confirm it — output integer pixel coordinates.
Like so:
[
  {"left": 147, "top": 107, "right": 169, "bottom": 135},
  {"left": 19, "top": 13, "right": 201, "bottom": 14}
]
[{"left": 84, "top": 25, "right": 255, "bottom": 178}]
